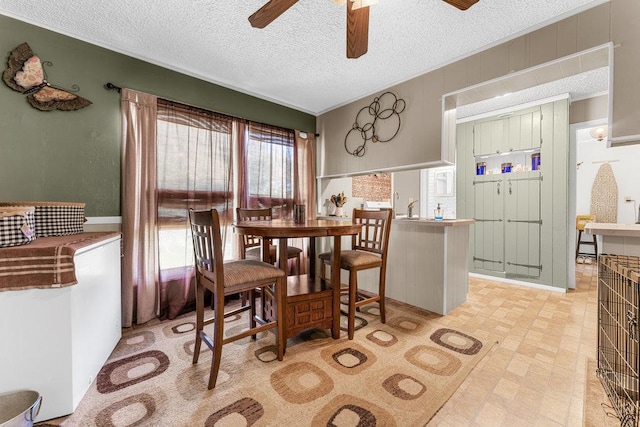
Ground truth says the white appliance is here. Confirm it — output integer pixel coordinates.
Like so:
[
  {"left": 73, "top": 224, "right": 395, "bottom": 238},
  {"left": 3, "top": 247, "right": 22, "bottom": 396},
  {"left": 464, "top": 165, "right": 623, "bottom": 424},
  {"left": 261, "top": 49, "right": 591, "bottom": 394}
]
[{"left": 0, "top": 235, "right": 122, "bottom": 421}]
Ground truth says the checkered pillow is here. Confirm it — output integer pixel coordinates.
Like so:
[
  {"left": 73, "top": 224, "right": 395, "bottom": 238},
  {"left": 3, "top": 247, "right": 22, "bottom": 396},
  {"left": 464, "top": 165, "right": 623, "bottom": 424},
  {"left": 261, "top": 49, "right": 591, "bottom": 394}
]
[
  {"left": 0, "top": 208, "right": 36, "bottom": 247},
  {"left": 35, "top": 205, "right": 85, "bottom": 237}
]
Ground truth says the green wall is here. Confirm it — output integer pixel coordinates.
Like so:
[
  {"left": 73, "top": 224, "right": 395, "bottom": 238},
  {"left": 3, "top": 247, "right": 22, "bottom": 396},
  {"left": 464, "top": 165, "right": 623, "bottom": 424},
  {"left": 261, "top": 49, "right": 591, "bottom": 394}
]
[{"left": 0, "top": 15, "right": 316, "bottom": 216}]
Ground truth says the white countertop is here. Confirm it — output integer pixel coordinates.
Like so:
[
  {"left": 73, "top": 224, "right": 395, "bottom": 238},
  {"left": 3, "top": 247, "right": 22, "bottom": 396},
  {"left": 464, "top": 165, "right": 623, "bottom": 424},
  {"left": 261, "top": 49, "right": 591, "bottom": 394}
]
[
  {"left": 317, "top": 216, "right": 474, "bottom": 227},
  {"left": 393, "top": 217, "right": 475, "bottom": 226},
  {"left": 585, "top": 223, "right": 640, "bottom": 237}
]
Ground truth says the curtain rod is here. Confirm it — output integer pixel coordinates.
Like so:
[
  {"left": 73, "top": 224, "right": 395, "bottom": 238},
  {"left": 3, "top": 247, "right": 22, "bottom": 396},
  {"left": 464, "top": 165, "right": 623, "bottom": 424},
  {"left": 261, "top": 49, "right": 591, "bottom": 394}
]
[
  {"left": 101, "top": 82, "right": 314, "bottom": 135},
  {"left": 104, "top": 82, "right": 121, "bottom": 93}
]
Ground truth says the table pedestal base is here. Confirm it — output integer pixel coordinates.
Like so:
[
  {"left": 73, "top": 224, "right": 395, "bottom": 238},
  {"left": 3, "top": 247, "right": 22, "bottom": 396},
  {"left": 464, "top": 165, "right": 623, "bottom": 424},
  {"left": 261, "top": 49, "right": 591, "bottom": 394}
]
[{"left": 264, "top": 274, "right": 336, "bottom": 339}]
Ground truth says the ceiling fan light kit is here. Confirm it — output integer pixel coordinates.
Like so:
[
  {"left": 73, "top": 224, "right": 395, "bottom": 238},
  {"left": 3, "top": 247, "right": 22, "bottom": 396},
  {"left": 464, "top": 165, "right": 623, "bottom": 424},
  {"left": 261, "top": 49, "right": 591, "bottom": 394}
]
[{"left": 249, "top": 0, "right": 478, "bottom": 58}]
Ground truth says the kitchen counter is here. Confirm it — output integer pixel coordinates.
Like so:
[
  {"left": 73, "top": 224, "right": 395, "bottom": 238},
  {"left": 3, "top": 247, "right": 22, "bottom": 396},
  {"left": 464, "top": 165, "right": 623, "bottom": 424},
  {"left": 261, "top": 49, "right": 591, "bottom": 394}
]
[
  {"left": 316, "top": 215, "right": 474, "bottom": 315},
  {"left": 319, "top": 215, "right": 474, "bottom": 226},
  {"left": 585, "top": 222, "right": 640, "bottom": 256},
  {"left": 584, "top": 222, "right": 640, "bottom": 237},
  {"left": 392, "top": 217, "right": 475, "bottom": 226}
]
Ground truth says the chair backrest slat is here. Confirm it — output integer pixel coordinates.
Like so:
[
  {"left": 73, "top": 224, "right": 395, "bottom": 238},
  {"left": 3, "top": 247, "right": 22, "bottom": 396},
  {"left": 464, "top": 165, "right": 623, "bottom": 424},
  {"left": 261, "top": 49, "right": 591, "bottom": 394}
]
[
  {"left": 351, "top": 209, "right": 392, "bottom": 256},
  {"left": 237, "top": 207, "right": 273, "bottom": 256},
  {"left": 189, "top": 209, "right": 224, "bottom": 290}
]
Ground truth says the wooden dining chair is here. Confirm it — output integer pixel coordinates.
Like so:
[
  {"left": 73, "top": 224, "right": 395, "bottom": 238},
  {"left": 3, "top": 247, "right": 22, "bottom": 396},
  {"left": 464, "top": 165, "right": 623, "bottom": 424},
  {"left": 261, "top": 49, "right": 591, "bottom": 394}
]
[
  {"left": 236, "top": 207, "right": 302, "bottom": 274},
  {"left": 189, "top": 208, "right": 285, "bottom": 389},
  {"left": 318, "top": 208, "right": 392, "bottom": 340}
]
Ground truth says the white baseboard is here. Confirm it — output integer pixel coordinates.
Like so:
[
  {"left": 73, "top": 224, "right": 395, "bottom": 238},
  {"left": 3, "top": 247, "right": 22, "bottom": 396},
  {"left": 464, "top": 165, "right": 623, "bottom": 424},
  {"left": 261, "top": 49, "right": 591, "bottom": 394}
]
[{"left": 469, "top": 273, "right": 566, "bottom": 293}]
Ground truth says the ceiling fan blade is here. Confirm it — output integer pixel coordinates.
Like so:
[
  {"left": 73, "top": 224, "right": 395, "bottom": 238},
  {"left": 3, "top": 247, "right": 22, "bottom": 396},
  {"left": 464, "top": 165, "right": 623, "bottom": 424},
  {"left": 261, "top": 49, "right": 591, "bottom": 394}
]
[
  {"left": 346, "top": 1, "right": 369, "bottom": 59},
  {"left": 248, "top": 0, "right": 299, "bottom": 28},
  {"left": 443, "top": 0, "right": 479, "bottom": 10}
]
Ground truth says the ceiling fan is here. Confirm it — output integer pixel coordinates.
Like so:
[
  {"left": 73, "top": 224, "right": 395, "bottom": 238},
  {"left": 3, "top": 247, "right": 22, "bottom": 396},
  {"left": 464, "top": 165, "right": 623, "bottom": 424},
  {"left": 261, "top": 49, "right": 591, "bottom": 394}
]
[{"left": 248, "top": 0, "right": 479, "bottom": 59}]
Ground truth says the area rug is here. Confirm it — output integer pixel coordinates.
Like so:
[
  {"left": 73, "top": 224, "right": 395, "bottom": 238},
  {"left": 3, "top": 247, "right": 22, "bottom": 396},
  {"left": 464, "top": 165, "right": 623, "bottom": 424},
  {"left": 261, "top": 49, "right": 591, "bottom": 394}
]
[{"left": 55, "top": 299, "right": 496, "bottom": 426}]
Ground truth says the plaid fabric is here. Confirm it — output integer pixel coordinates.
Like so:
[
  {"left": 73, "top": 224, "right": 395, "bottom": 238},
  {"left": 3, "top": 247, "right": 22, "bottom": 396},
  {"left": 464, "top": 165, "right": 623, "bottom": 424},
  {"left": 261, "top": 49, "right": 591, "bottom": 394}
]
[
  {"left": 34, "top": 205, "right": 85, "bottom": 237},
  {"left": 0, "top": 232, "right": 121, "bottom": 291},
  {"left": 0, "top": 208, "right": 36, "bottom": 247}
]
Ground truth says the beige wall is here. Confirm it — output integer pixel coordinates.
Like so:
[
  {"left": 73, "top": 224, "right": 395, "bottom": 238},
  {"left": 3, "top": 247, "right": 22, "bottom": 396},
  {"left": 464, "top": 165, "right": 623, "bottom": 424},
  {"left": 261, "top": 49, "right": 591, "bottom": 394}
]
[
  {"left": 316, "top": 74, "right": 443, "bottom": 177},
  {"left": 570, "top": 95, "right": 609, "bottom": 124},
  {"left": 318, "top": 1, "right": 640, "bottom": 175},
  {"left": 611, "top": 0, "right": 640, "bottom": 143}
]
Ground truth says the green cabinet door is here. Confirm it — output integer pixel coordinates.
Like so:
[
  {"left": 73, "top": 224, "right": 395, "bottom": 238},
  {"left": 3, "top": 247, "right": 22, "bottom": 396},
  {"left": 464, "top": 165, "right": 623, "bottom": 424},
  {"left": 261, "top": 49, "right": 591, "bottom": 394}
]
[
  {"left": 473, "top": 118, "right": 507, "bottom": 156},
  {"left": 504, "top": 172, "right": 542, "bottom": 278},
  {"left": 508, "top": 109, "right": 542, "bottom": 152},
  {"left": 472, "top": 175, "right": 504, "bottom": 272}
]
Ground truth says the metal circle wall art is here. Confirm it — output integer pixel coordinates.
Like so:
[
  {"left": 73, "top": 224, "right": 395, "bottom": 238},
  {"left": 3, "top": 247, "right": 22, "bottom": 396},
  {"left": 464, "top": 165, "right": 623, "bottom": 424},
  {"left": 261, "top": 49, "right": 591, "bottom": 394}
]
[{"left": 344, "top": 91, "right": 406, "bottom": 157}]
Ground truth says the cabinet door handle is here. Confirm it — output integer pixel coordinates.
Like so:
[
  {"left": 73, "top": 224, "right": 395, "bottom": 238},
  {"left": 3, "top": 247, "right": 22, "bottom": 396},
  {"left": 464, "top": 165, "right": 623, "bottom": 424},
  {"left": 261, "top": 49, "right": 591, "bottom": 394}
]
[
  {"left": 509, "top": 182, "right": 512, "bottom": 195},
  {"left": 497, "top": 183, "right": 500, "bottom": 195}
]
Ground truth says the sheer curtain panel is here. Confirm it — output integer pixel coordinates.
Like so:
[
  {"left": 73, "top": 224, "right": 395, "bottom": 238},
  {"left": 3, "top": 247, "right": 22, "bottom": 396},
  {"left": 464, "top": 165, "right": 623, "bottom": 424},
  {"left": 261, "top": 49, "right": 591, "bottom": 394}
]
[
  {"left": 295, "top": 130, "right": 317, "bottom": 220},
  {"left": 156, "top": 99, "right": 233, "bottom": 319},
  {"left": 121, "top": 89, "right": 159, "bottom": 327},
  {"left": 242, "top": 122, "right": 295, "bottom": 218}
]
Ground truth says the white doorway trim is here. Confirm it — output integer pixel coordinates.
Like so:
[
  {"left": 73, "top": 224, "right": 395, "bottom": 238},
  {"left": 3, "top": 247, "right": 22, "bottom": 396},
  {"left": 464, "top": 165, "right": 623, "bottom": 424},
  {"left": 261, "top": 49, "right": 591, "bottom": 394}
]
[{"left": 568, "top": 118, "right": 608, "bottom": 289}]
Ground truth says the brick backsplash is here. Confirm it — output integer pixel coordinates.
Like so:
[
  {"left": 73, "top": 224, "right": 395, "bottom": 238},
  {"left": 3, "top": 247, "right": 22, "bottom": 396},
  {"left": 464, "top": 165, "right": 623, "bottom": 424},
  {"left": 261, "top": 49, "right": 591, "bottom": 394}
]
[{"left": 352, "top": 173, "right": 392, "bottom": 201}]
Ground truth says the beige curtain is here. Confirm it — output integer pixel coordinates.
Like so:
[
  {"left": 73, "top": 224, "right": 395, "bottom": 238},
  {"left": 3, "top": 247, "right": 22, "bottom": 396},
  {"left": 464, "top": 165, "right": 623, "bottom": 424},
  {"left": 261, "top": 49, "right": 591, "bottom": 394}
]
[
  {"left": 291, "top": 130, "right": 317, "bottom": 273},
  {"left": 156, "top": 99, "right": 234, "bottom": 319},
  {"left": 121, "top": 89, "right": 159, "bottom": 327},
  {"left": 234, "top": 120, "right": 247, "bottom": 256},
  {"left": 295, "top": 130, "right": 317, "bottom": 220}
]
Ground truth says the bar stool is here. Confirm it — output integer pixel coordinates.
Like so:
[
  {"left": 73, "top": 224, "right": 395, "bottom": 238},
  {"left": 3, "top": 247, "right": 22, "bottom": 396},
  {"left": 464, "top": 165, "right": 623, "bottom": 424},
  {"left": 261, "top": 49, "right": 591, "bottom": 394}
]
[
  {"left": 189, "top": 208, "right": 285, "bottom": 389},
  {"left": 576, "top": 214, "right": 597, "bottom": 263},
  {"left": 236, "top": 207, "right": 302, "bottom": 274},
  {"left": 318, "top": 208, "right": 392, "bottom": 340}
]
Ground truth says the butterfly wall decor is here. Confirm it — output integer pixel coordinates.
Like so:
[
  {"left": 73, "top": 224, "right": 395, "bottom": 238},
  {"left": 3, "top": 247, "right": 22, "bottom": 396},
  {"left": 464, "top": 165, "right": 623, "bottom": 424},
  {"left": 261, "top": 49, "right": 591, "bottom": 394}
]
[{"left": 2, "top": 42, "right": 92, "bottom": 111}]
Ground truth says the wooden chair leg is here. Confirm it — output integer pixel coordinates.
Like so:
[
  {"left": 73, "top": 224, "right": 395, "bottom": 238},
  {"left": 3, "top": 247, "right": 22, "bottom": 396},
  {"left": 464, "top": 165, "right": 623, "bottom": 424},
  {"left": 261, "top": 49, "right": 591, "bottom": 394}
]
[
  {"left": 250, "top": 288, "right": 257, "bottom": 339},
  {"left": 241, "top": 291, "right": 248, "bottom": 307},
  {"left": 193, "top": 282, "right": 205, "bottom": 364},
  {"left": 575, "top": 229, "right": 582, "bottom": 259},
  {"left": 276, "top": 277, "right": 285, "bottom": 359},
  {"left": 321, "top": 260, "right": 331, "bottom": 283},
  {"left": 208, "top": 293, "right": 225, "bottom": 390},
  {"left": 296, "top": 254, "right": 301, "bottom": 276},
  {"left": 348, "top": 269, "right": 358, "bottom": 340},
  {"left": 379, "top": 269, "right": 386, "bottom": 324}
]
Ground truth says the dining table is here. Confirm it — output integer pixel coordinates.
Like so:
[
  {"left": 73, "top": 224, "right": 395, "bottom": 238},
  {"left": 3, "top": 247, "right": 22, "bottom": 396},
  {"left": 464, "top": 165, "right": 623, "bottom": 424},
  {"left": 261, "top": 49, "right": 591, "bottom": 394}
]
[{"left": 234, "top": 218, "right": 363, "bottom": 340}]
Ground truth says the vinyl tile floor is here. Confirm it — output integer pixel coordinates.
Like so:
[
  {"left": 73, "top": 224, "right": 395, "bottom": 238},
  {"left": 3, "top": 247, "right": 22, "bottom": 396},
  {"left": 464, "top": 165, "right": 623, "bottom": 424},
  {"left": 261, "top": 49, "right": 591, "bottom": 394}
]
[{"left": 430, "top": 261, "right": 606, "bottom": 426}]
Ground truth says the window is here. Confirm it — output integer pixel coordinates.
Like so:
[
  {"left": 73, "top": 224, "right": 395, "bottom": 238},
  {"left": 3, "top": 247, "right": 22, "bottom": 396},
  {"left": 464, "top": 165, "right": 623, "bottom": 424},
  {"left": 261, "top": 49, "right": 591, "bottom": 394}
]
[
  {"left": 156, "top": 100, "right": 234, "bottom": 269},
  {"left": 244, "top": 122, "right": 295, "bottom": 217}
]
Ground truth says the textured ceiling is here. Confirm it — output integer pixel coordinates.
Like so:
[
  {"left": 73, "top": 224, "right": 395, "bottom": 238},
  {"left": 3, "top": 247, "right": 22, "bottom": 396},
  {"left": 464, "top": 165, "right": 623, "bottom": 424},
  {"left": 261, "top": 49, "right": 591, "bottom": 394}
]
[
  {"left": 457, "top": 66, "right": 609, "bottom": 119},
  {"left": 0, "top": 0, "right": 607, "bottom": 115}
]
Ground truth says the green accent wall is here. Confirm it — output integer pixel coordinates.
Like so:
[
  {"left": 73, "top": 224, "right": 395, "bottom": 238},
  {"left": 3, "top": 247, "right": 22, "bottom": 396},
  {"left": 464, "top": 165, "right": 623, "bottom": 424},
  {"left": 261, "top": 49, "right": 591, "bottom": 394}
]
[{"left": 0, "top": 15, "right": 316, "bottom": 216}]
